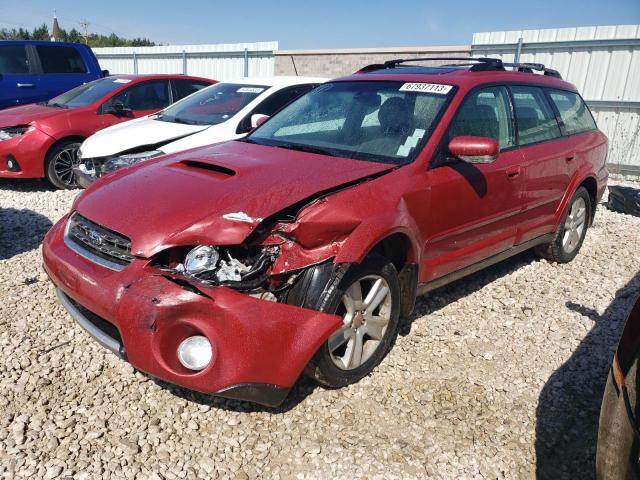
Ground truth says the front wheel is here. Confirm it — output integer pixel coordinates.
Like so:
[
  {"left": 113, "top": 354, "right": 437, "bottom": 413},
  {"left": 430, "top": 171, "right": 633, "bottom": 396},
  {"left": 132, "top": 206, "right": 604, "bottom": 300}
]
[
  {"left": 45, "top": 141, "right": 82, "bottom": 189},
  {"left": 535, "top": 186, "right": 591, "bottom": 263},
  {"left": 290, "top": 255, "right": 401, "bottom": 388}
]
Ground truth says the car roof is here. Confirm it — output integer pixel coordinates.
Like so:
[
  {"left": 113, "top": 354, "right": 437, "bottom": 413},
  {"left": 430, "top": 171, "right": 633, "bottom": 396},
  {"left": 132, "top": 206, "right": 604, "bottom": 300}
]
[
  {"left": 223, "top": 76, "right": 329, "bottom": 87},
  {"left": 104, "top": 74, "right": 215, "bottom": 83},
  {"left": 335, "top": 64, "right": 578, "bottom": 92},
  {"left": 0, "top": 40, "right": 91, "bottom": 48}
]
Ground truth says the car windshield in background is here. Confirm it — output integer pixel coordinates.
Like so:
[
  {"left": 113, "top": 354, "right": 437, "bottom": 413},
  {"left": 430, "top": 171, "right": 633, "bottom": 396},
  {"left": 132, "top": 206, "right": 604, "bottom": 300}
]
[
  {"left": 247, "top": 81, "right": 453, "bottom": 165},
  {"left": 46, "top": 78, "right": 127, "bottom": 108},
  {"left": 157, "top": 83, "right": 269, "bottom": 126}
]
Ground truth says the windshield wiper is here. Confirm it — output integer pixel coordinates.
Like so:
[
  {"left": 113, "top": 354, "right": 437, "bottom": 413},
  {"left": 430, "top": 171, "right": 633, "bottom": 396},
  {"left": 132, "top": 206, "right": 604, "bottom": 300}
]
[
  {"left": 172, "top": 117, "right": 203, "bottom": 125},
  {"left": 47, "top": 102, "right": 69, "bottom": 109},
  {"left": 272, "top": 142, "right": 336, "bottom": 157}
]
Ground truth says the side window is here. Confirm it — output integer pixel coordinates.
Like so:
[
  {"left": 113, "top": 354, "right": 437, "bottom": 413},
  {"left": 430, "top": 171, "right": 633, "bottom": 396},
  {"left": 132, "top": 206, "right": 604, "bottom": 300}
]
[
  {"left": 174, "top": 80, "right": 210, "bottom": 101},
  {"left": 510, "top": 86, "right": 561, "bottom": 145},
  {"left": 448, "top": 86, "right": 515, "bottom": 149},
  {"left": 548, "top": 90, "right": 596, "bottom": 135},
  {"left": 237, "top": 84, "right": 317, "bottom": 134},
  {"left": 35, "top": 46, "right": 87, "bottom": 74},
  {"left": 0, "top": 45, "right": 30, "bottom": 74},
  {"left": 106, "top": 80, "right": 171, "bottom": 111}
]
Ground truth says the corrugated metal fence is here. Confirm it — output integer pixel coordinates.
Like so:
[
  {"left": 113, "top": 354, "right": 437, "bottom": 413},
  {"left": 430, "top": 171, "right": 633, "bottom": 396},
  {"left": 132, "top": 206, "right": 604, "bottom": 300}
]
[
  {"left": 93, "top": 42, "right": 278, "bottom": 81},
  {"left": 472, "top": 25, "right": 640, "bottom": 176}
]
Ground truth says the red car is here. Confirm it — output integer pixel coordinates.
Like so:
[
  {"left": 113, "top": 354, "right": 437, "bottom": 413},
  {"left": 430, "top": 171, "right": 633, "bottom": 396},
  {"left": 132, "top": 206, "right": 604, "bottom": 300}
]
[
  {"left": 0, "top": 74, "right": 214, "bottom": 188},
  {"left": 43, "top": 58, "right": 608, "bottom": 406}
]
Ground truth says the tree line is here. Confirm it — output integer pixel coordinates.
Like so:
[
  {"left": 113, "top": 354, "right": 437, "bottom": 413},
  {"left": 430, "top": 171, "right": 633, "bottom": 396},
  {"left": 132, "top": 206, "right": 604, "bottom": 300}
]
[{"left": 0, "top": 23, "right": 156, "bottom": 47}]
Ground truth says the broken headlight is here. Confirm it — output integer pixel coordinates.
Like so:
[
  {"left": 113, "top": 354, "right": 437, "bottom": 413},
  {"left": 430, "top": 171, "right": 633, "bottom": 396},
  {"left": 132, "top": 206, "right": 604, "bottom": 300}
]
[
  {"left": 159, "top": 245, "right": 280, "bottom": 290},
  {"left": 102, "top": 150, "right": 162, "bottom": 173},
  {"left": 184, "top": 245, "right": 220, "bottom": 275}
]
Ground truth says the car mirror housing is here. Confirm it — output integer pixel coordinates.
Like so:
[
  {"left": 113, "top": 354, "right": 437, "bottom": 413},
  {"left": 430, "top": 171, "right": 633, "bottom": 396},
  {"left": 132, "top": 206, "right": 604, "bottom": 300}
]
[
  {"left": 105, "top": 102, "right": 132, "bottom": 117},
  {"left": 448, "top": 136, "right": 499, "bottom": 164},
  {"left": 251, "top": 114, "right": 270, "bottom": 129}
]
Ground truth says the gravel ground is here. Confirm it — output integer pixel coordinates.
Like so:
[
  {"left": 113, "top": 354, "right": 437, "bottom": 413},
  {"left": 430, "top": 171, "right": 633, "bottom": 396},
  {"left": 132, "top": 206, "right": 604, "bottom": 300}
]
[{"left": 1, "top": 178, "right": 639, "bottom": 480}]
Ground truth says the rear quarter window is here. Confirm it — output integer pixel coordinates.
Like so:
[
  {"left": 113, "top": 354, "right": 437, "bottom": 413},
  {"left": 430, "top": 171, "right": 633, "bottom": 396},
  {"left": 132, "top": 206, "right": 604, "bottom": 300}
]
[
  {"left": 36, "top": 45, "right": 87, "bottom": 74},
  {"left": 548, "top": 90, "right": 597, "bottom": 135}
]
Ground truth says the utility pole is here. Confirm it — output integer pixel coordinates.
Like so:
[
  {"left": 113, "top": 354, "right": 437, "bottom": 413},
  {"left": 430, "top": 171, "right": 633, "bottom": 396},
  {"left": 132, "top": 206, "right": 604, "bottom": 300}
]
[{"left": 79, "top": 19, "right": 90, "bottom": 44}]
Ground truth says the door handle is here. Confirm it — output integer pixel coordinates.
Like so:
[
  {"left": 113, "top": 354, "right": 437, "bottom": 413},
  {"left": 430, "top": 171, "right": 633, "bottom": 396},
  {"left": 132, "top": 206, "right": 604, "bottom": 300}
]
[
  {"left": 506, "top": 166, "right": 521, "bottom": 179},
  {"left": 17, "top": 83, "right": 34, "bottom": 88}
]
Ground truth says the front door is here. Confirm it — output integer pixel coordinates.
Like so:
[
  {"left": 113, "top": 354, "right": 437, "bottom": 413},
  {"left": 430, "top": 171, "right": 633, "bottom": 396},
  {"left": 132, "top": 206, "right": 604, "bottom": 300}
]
[
  {"left": 0, "top": 45, "right": 40, "bottom": 109},
  {"left": 98, "top": 79, "right": 172, "bottom": 129},
  {"left": 420, "top": 85, "right": 524, "bottom": 282}
]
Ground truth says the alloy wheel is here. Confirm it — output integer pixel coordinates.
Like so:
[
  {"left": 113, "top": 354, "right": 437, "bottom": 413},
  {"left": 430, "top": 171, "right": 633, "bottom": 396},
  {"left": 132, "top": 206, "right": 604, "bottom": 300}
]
[
  {"left": 53, "top": 146, "right": 81, "bottom": 187},
  {"left": 327, "top": 275, "right": 393, "bottom": 370},
  {"left": 562, "top": 197, "right": 587, "bottom": 253}
]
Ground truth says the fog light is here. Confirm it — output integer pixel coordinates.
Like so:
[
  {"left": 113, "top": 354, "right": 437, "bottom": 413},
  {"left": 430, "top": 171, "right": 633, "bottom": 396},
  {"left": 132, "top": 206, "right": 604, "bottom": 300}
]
[
  {"left": 177, "top": 336, "right": 212, "bottom": 371},
  {"left": 6, "top": 155, "right": 21, "bottom": 172}
]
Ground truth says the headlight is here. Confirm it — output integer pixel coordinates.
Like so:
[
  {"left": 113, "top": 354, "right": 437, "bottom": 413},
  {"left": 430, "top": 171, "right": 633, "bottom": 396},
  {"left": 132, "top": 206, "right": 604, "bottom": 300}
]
[
  {"left": 184, "top": 245, "right": 219, "bottom": 275},
  {"left": 102, "top": 150, "right": 162, "bottom": 173},
  {"left": 0, "top": 126, "right": 31, "bottom": 141}
]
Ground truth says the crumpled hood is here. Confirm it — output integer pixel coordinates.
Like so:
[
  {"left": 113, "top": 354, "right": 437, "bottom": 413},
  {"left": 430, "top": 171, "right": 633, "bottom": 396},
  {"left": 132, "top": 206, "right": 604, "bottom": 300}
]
[
  {"left": 0, "top": 103, "right": 65, "bottom": 128},
  {"left": 75, "top": 141, "right": 392, "bottom": 258},
  {"left": 80, "top": 116, "right": 207, "bottom": 158}
]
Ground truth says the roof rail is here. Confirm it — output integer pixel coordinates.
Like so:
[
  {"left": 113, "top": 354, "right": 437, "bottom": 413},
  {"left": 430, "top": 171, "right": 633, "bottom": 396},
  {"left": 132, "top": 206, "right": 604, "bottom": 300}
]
[
  {"left": 357, "top": 57, "right": 563, "bottom": 79},
  {"left": 501, "top": 62, "right": 562, "bottom": 78},
  {"left": 357, "top": 57, "right": 503, "bottom": 73}
]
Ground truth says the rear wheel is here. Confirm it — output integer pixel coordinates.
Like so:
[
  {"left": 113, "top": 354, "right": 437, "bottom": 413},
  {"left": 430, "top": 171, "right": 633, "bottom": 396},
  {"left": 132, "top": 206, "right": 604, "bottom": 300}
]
[
  {"left": 535, "top": 186, "right": 591, "bottom": 263},
  {"left": 45, "top": 141, "right": 82, "bottom": 189},
  {"left": 289, "top": 255, "right": 401, "bottom": 388}
]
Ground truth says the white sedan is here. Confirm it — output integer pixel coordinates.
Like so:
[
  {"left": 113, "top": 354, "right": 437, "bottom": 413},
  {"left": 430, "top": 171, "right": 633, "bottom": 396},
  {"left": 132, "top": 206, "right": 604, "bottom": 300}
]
[{"left": 75, "top": 76, "right": 327, "bottom": 187}]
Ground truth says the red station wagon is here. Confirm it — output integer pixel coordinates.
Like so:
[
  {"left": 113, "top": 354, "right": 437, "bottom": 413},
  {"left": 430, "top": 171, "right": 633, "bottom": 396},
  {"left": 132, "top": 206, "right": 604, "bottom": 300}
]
[
  {"left": 43, "top": 58, "right": 608, "bottom": 406},
  {"left": 0, "top": 74, "right": 215, "bottom": 188}
]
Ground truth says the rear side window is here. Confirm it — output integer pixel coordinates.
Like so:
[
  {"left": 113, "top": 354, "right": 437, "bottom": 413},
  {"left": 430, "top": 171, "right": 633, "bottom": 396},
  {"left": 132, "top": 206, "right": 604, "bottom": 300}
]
[
  {"left": 36, "top": 46, "right": 87, "bottom": 74},
  {"left": 108, "top": 80, "right": 171, "bottom": 111},
  {"left": 174, "top": 80, "right": 211, "bottom": 101},
  {"left": 548, "top": 90, "right": 596, "bottom": 135},
  {"left": 448, "top": 86, "right": 515, "bottom": 149},
  {"left": 510, "top": 86, "right": 561, "bottom": 145},
  {"left": 0, "top": 45, "right": 30, "bottom": 74}
]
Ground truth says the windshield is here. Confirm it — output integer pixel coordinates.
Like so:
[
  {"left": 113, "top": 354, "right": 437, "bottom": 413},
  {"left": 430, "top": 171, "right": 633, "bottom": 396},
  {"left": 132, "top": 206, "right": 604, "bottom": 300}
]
[
  {"left": 46, "top": 78, "right": 128, "bottom": 108},
  {"left": 157, "top": 83, "right": 269, "bottom": 126},
  {"left": 247, "top": 81, "right": 453, "bottom": 165}
]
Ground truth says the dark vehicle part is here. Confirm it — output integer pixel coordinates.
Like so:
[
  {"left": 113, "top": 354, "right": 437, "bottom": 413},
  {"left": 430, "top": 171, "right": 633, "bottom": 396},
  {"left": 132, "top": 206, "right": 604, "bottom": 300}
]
[
  {"left": 287, "top": 255, "right": 401, "bottom": 387},
  {"left": 597, "top": 295, "right": 640, "bottom": 479},
  {"left": 608, "top": 185, "right": 640, "bottom": 217}
]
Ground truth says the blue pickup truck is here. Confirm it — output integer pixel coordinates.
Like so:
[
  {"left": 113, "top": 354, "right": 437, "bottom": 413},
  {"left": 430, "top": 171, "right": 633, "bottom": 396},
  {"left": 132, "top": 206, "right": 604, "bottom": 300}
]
[{"left": 0, "top": 41, "right": 106, "bottom": 110}]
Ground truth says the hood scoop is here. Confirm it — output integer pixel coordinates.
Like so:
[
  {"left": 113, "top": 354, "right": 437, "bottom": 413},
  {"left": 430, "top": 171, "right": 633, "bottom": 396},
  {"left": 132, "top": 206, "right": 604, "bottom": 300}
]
[{"left": 177, "top": 160, "right": 236, "bottom": 177}]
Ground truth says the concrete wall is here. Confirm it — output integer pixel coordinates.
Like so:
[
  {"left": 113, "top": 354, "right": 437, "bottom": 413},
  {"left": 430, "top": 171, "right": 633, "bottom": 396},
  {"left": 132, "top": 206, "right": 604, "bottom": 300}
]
[{"left": 274, "top": 45, "right": 471, "bottom": 78}]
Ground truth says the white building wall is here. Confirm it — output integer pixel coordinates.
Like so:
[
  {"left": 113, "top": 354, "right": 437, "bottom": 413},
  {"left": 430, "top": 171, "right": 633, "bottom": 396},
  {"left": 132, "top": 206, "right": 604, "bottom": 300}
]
[{"left": 93, "top": 42, "right": 278, "bottom": 81}]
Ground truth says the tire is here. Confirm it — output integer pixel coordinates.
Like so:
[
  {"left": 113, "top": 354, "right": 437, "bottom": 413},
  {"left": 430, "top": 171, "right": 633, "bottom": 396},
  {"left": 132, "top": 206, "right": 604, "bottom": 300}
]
[
  {"left": 287, "top": 255, "right": 401, "bottom": 388},
  {"left": 535, "top": 186, "right": 591, "bottom": 263},
  {"left": 45, "top": 141, "right": 82, "bottom": 190}
]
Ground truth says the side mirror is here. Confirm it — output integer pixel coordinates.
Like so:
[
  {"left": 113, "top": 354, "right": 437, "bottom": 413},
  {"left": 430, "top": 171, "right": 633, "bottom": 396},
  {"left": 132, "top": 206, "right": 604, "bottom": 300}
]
[
  {"left": 251, "top": 114, "right": 270, "bottom": 129},
  {"left": 101, "top": 69, "right": 110, "bottom": 77},
  {"left": 105, "top": 102, "right": 132, "bottom": 117},
  {"left": 448, "top": 136, "right": 499, "bottom": 164}
]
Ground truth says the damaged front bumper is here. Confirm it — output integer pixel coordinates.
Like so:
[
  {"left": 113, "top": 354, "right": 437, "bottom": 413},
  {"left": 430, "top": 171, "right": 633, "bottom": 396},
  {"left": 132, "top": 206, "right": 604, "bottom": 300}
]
[{"left": 42, "top": 217, "right": 342, "bottom": 407}]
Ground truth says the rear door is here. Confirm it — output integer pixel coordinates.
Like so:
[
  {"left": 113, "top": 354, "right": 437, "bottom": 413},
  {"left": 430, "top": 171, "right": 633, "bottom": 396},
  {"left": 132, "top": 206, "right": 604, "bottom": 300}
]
[
  {"left": 34, "top": 44, "right": 92, "bottom": 101},
  {"left": 509, "top": 85, "right": 566, "bottom": 242},
  {"left": 423, "top": 85, "right": 524, "bottom": 281},
  {"left": 0, "top": 44, "right": 40, "bottom": 109}
]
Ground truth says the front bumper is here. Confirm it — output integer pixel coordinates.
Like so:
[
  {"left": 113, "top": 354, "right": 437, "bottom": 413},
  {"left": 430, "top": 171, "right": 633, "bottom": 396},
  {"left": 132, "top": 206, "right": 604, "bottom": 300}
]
[
  {"left": 43, "top": 216, "right": 342, "bottom": 406},
  {"left": 0, "top": 128, "right": 54, "bottom": 178}
]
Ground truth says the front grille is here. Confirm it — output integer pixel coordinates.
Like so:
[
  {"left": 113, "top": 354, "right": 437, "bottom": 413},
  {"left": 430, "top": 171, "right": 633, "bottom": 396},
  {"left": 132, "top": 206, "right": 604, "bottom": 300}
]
[{"left": 66, "top": 213, "right": 134, "bottom": 267}]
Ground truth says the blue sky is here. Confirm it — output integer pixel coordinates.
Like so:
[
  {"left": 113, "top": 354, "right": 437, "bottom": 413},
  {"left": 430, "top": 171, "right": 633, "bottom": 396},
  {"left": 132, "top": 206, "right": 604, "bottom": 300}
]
[{"left": 1, "top": 0, "right": 639, "bottom": 48}]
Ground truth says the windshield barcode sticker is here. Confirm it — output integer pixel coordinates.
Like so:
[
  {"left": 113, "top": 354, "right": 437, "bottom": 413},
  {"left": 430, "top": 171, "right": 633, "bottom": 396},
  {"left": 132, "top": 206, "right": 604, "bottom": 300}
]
[
  {"left": 237, "top": 87, "right": 265, "bottom": 94},
  {"left": 399, "top": 83, "right": 452, "bottom": 94}
]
